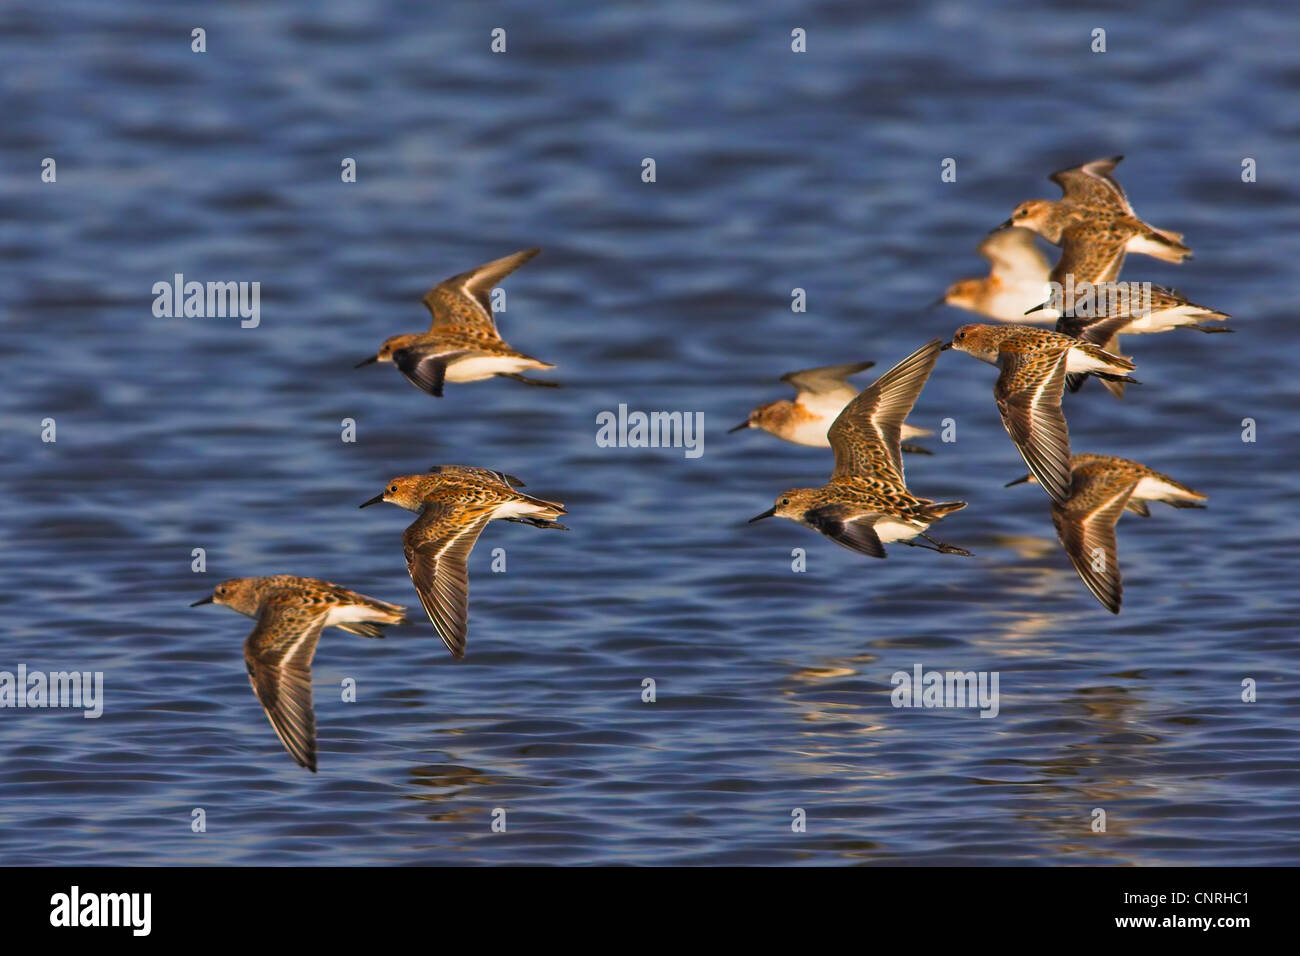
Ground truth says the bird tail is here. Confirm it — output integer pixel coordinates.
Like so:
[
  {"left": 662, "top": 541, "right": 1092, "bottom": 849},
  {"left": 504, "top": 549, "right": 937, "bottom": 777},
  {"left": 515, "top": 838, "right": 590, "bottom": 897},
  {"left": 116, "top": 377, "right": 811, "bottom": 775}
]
[
  {"left": 1078, "top": 341, "right": 1136, "bottom": 372},
  {"left": 1130, "top": 225, "right": 1192, "bottom": 263},
  {"left": 917, "top": 499, "right": 967, "bottom": 522},
  {"left": 514, "top": 492, "right": 568, "bottom": 525},
  {"left": 336, "top": 599, "right": 408, "bottom": 638},
  {"left": 338, "top": 620, "right": 400, "bottom": 638}
]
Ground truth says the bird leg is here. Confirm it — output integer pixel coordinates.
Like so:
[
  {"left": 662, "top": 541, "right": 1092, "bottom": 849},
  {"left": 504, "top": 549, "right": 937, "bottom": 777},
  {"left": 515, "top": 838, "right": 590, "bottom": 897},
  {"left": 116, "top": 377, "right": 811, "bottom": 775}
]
[
  {"left": 918, "top": 531, "right": 972, "bottom": 556},
  {"left": 504, "top": 373, "right": 561, "bottom": 388}
]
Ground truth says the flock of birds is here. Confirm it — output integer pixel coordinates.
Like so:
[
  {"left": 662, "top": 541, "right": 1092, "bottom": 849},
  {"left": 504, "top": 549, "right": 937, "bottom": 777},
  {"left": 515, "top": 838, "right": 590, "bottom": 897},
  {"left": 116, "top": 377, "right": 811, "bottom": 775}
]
[
  {"left": 737, "top": 156, "right": 1221, "bottom": 618},
  {"left": 193, "top": 249, "right": 567, "bottom": 770},
  {"left": 191, "top": 156, "right": 1226, "bottom": 772}
]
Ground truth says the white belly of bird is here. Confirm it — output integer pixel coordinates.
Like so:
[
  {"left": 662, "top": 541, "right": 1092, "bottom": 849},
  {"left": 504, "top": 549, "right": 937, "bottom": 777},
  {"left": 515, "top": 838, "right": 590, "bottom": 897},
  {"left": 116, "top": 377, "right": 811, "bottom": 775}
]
[
  {"left": 874, "top": 518, "right": 924, "bottom": 543},
  {"left": 1132, "top": 475, "right": 1195, "bottom": 504},
  {"left": 1124, "top": 304, "right": 1212, "bottom": 334},
  {"left": 446, "top": 354, "right": 540, "bottom": 382},
  {"left": 783, "top": 415, "right": 835, "bottom": 447},
  {"left": 324, "top": 604, "right": 390, "bottom": 626},
  {"left": 492, "top": 499, "right": 548, "bottom": 519},
  {"left": 1125, "top": 233, "right": 1174, "bottom": 257},
  {"left": 988, "top": 282, "right": 1053, "bottom": 323},
  {"left": 1065, "top": 347, "right": 1125, "bottom": 373}
]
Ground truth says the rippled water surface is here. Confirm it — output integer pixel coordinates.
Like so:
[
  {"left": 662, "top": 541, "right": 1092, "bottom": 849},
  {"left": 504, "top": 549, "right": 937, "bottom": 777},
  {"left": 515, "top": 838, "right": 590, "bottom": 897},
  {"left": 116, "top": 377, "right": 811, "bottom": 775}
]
[{"left": 2, "top": 0, "right": 1298, "bottom": 865}]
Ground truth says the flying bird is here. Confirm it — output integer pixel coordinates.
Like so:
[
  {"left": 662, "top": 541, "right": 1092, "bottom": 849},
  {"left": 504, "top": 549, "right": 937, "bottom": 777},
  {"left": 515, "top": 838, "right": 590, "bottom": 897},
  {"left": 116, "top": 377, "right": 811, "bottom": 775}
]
[
  {"left": 748, "top": 339, "right": 969, "bottom": 558},
  {"left": 1006, "top": 454, "right": 1207, "bottom": 613},
  {"left": 939, "top": 227, "right": 1053, "bottom": 323},
  {"left": 992, "top": 157, "right": 1192, "bottom": 280},
  {"left": 190, "top": 575, "right": 407, "bottom": 771},
  {"left": 730, "top": 360, "right": 932, "bottom": 453},
  {"left": 360, "top": 466, "right": 567, "bottom": 658},
  {"left": 943, "top": 324, "right": 1138, "bottom": 504},
  {"left": 355, "top": 248, "right": 556, "bottom": 396}
]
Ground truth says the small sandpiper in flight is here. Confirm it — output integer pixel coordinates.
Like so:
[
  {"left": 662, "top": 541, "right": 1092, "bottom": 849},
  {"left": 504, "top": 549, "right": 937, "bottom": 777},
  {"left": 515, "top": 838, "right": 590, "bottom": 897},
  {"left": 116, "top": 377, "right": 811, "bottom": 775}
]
[
  {"left": 748, "top": 339, "right": 969, "bottom": 558},
  {"left": 190, "top": 575, "right": 407, "bottom": 771},
  {"left": 1027, "top": 284, "right": 1233, "bottom": 398},
  {"left": 940, "top": 227, "right": 1053, "bottom": 324},
  {"left": 993, "top": 156, "right": 1192, "bottom": 271},
  {"left": 1006, "top": 454, "right": 1207, "bottom": 613},
  {"left": 944, "top": 324, "right": 1138, "bottom": 504},
  {"left": 730, "top": 360, "right": 932, "bottom": 453},
  {"left": 356, "top": 248, "right": 557, "bottom": 396},
  {"left": 360, "top": 465, "right": 567, "bottom": 658}
]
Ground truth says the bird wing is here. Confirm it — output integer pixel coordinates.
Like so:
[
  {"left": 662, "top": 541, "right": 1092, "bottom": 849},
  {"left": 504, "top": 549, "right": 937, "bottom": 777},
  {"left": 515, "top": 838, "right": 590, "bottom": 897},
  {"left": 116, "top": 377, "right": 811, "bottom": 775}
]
[
  {"left": 994, "top": 349, "right": 1072, "bottom": 505},
  {"left": 392, "top": 347, "right": 471, "bottom": 397},
  {"left": 780, "top": 361, "right": 875, "bottom": 399},
  {"left": 243, "top": 594, "right": 328, "bottom": 772},
  {"left": 403, "top": 501, "right": 496, "bottom": 660},
  {"left": 1051, "top": 471, "right": 1139, "bottom": 614},
  {"left": 422, "top": 248, "right": 540, "bottom": 333},
  {"left": 1050, "top": 223, "right": 1129, "bottom": 287},
  {"left": 978, "top": 227, "right": 1051, "bottom": 284},
  {"left": 828, "top": 339, "right": 940, "bottom": 488},
  {"left": 1049, "top": 156, "right": 1133, "bottom": 215},
  {"left": 804, "top": 503, "right": 887, "bottom": 558},
  {"left": 427, "top": 465, "right": 526, "bottom": 488}
]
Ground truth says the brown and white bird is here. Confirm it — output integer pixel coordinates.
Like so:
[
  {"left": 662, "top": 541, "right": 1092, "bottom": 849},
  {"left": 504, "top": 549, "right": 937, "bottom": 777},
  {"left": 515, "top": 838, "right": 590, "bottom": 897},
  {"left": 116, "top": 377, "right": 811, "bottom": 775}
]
[
  {"left": 190, "top": 575, "right": 407, "bottom": 771},
  {"left": 993, "top": 156, "right": 1192, "bottom": 275},
  {"left": 1006, "top": 454, "right": 1207, "bottom": 614},
  {"left": 748, "top": 340, "right": 970, "bottom": 558},
  {"left": 940, "top": 227, "right": 1053, "bottom": 324},
  {"left": 730, "top": 360, "right": 932, "bottom": 453},
  {"left": 360, "top": 465, "right": 567, "bottom": 658},
  {"left": 355, "top": 248, "right": 556, "bottom": 396},
  {"left": 1035, "top": 284, "right": 1234, "bottom": 398},
  {"left": 943, "top": 324, "right": 1138, "bottom": 504}
]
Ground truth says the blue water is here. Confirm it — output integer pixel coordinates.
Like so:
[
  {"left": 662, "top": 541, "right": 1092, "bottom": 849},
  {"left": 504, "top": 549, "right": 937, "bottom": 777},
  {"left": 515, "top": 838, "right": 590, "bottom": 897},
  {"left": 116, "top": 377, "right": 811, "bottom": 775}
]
[{"left": 1, "top": 0, "right": 1298, "bottom": 865}]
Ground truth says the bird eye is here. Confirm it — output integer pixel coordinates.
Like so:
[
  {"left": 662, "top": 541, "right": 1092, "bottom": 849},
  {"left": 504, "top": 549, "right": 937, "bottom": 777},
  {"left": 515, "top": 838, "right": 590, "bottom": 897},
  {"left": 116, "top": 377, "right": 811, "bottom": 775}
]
[
  {"left": 781, "top": 498, "right": 789, "bottom": 506},
  {"left": 389, "top": 485, "right": 398, "bottom": 493}
]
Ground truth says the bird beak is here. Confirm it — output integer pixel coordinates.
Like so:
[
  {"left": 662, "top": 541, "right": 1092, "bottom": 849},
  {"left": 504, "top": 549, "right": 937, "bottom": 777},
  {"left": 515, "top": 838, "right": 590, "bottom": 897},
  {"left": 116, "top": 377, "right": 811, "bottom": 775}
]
[
  {"left": 927, "top": 295, "right": 947, "bottom": 309},
  {"left": 940, "top": 341, "right": 953, "bottom": 351},
  {"left": 1024, "top": 300, "right": 1051, "bottom": 316},
  {"left": 1004, "top": 475, "right": 1030, "bottom": 487},
  {"left": 359, "top": 493, "right": 385, "bottom": 508},
  {"left": 728, "top": 421, "right": 750, "bottom": 434},
  {"left": 989, "top": 218, "right": 1013, "bottom": 233},
  {"left": 748, "top": 507, "right": 776, "bottom": 523},
  {"left": 190, "top": 595, "right": 213, "bottom": 606},
  {"left": 354, "top": 355, "right": 379, "bottom": 368}
]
